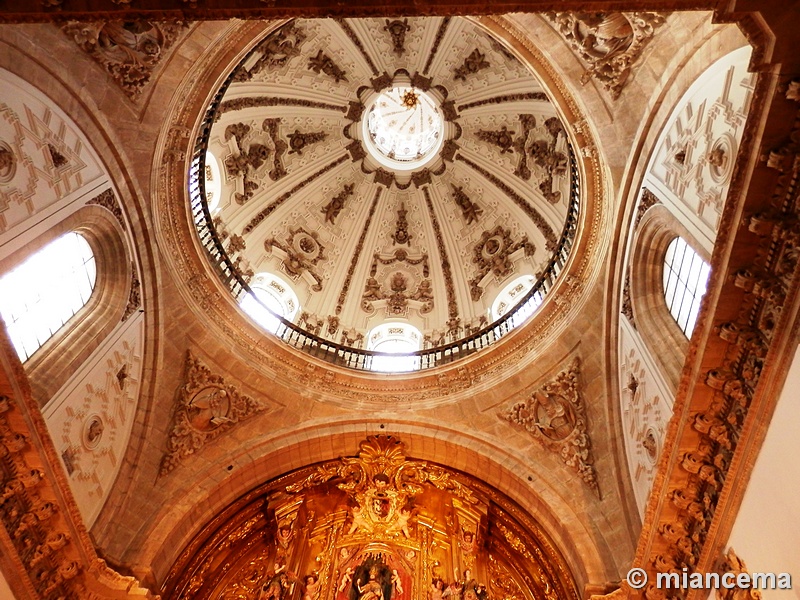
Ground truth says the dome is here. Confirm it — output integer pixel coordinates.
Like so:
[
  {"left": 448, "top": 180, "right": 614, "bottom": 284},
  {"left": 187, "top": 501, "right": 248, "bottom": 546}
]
[{"left": 191, "top": 17, "right": 579, "bottom": 370}]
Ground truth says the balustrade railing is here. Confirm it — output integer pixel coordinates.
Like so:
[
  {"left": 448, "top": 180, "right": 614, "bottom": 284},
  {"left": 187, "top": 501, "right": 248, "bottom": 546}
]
[{"left": 188, "top": 63, "right": 581, "bottom": 373}]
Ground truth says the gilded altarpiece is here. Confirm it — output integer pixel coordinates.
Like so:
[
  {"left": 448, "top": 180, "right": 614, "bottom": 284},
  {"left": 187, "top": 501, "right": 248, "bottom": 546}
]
[{"left": 162, "top": 436, "right": 577, "bottom": 600}]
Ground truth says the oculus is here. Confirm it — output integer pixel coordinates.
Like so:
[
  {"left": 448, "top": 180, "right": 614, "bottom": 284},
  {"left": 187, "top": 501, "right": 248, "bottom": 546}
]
[{"left": 363, "top": 86, "right": 444, "bottom": 171}]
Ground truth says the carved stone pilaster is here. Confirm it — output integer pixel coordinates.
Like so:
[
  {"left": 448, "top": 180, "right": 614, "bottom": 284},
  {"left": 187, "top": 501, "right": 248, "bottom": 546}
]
[
  {"left": 503, "top": 357, "right": 600, "bottom": 497},
  {"left": 159, "top": 351, "right": 268, "bottom": 476}
]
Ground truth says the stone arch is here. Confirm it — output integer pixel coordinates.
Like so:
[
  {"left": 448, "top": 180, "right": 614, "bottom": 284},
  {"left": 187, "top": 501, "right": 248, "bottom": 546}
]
[
  {"left": 0, "top": 205, "right": 133, "bottom": 405},
  {"left": 130, "top": 422, "right": 619, "bottom": 592}
]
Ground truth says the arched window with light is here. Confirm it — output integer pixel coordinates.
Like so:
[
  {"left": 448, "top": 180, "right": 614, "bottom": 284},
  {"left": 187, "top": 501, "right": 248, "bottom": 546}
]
[
  {"left": 239, "top": 272, "right": 300, "bottom": 334},
  {"left": 0, "top": 232, "right": 97, "bottom": 362},
  {"left": 663, "top": 237, "right": 710, "bottom": 337},
  {"left": 491, "top": 275, "right": 541, "bottom": 324},
  {"left": 367, "top": 322, "right": 422, "bottom": 372}
]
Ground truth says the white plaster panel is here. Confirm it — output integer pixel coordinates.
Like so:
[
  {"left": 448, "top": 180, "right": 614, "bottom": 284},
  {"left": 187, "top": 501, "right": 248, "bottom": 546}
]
[
  {"left": 0, "top": 68, "right": 109, "bottom": 251},
  {"left": 643, "top": 46, "right": 754, "bottom": 252},
  {"left": 42, "top": 312, "right": 144, "bottom": 527},
  {"left": 618, "top": 317, "right": 674, "bottom": 517}
]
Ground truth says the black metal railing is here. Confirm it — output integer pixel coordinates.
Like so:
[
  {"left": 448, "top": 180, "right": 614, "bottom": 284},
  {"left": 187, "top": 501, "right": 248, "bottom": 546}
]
[{"left": 188, "top": 57, "right": 581, "bottom": 373}]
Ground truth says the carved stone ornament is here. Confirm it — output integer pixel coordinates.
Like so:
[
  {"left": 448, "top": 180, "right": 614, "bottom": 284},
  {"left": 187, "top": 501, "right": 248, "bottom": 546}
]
[
  {"left": 470, "top": 226, "right": 535, "bottom": 301},
  {"left": 544, "top": 12, "right": 667, "bottom": 99},
  {"left": 0, "top": 395, "right": 81, "bottom": 599},
  {"left": 716, "top": 549, "right": 768, "bottom": 600},
  {"left": 0, "top": 141, "right": 16, "bottom": 183},
  {"left": 392, "top": 203, "right": 412, "bottom": 245},
  {"left": 451, "top": 184, "right": 483, "bottom": 224},
  {"left": 287, "top": 129, "right": 327, "bottom": 155},
  {"left": 454, "top": 48, "right": 490, "bottom": 81},
  {"left": 621, "top": 273, "right": 635, "bottom": 327},
  {"left": 265, "top": 227, "right": 327, "bottom": 292},
  {"left": 308, "top": 50, "right": 348, "bottom": 83},
  {"left": 362, "top": 248, "right": 432, "bottom": 316},
  {"left": 46, "top": 146, "right": 66, "bottom": 171},
  {"left": 86, "top": 188, "right": 127, "bottom": 231},
  {"left": 159, "top": 351, "right": 267, "bottom": 476},
  {"left": 61, "top": 20, "right": 188, "bottom": 99},
  {"left": 638, "top": 100, "right": 800, "bottom": 598},
  {"left": 122, "top": 269, "right": 142, "bottom": 321},
  {"left": 321, "top": 182, "right": 355, "bottom": 224},
  {"left": 286, "top": 435, "right": 476, "bottom": 539},
  {"left": 503, "top": 357, "right": 600, "bottom": 496},
  {"left": 233, "top": 21, "right": 306, "bottom": 82},
  {"left": 384, "top": 19, "right": 411, "bottom": 55}
]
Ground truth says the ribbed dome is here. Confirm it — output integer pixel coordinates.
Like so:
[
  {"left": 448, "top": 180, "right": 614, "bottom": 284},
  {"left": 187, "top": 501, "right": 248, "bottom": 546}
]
[{"left": 196, "top": 16, "right": 578, "bottom": 358}]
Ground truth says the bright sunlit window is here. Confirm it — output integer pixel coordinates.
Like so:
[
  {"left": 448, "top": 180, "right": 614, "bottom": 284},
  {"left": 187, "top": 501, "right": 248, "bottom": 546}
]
[
  {"left": 491, "top": 275, "right": 541, "bottom": 321},
  {"left": 663, "top": 237, "right": 710, "bottom": 337},
  {"left": 367, "top": 322, "right": 422, "bottom": 372},
  {"left": 0, "top": 232, "right": 97, "bottom": 362},
  {"left": 204, "top": 151, "right": 222, "bottom": 213},
  {"left": 240, "top": 272, "right": 299, "bottom": 334}
]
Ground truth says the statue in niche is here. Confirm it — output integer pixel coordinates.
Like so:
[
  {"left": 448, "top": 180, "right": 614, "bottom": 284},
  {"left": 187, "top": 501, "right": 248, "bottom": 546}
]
[
  {"left": 357, "top": 566, "right": 384, "bottom": 600},
  {"left": 275, "top": 524, "right": 294, "bottom": 557}
]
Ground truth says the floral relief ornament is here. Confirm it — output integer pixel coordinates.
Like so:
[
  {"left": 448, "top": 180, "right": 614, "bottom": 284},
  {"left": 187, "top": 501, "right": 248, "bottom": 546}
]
[
  {"left": 159, "top": 351, "right": 268, "bottom": 476},
  {"left": 503, "top": 357, "right": 600, "bottom": 497}
]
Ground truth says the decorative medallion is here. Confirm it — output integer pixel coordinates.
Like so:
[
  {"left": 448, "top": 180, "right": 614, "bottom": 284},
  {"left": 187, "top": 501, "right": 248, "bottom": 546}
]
[
  {"left": 544, "top": 12, "right": 667, "bottom": 99},
  {"left": 83, "top": 415, "right": 104, "bottom": 450},
  {"left": 61, "top": 20, "right": 188, "bottom": 99},
  {"left": 503, "top": 357, "right": 600, "bottom": 497},
  {"left": 159, "top": 351, "right": 268, "bottom": 476},
  {"left": 0, "top": 141, "right": 16, "bottom": 183},
  {"left": 469, "top": 227, "right": 535, "bottom": 301}
]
